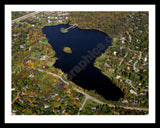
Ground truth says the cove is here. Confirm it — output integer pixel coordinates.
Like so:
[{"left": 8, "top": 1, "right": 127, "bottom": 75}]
[{"left": 42, "top": 24, "right": 124, "bottom": 101}]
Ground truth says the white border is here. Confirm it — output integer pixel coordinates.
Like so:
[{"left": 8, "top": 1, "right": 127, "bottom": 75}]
[{"left": 5, "top": 5, "right": 155, "bottom": 123}]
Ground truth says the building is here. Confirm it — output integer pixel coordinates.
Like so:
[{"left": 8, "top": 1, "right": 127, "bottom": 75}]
[
  {"left": 44, "top": 105, "right": 49, "bottom": 109},
  {"left": 104, "top": 62, "right": 111, "bottom": 67},
  {"left": 123, "top": 86, "right": 128, "bottom": 89},
  {"left": 127, "top": 66, "right": 130, "bottom": 70},
  {"left": 144, "top": 57, "right": 147, "bottom": 61},
  {"left": 122, "top": 40, "right": 125, "bottom": 44},
  {"left": 20, "top": 44, "right": 24, "bottom": 48},
  {"left": 126, "top": 62, "right": 130, "bottom": 65},
  {"left": 114, "top": 51, "right": 117, "bottom": 56},
  {"left": 141, "top": 101, "right": 146, "bottom": 104},
  {"left": 43, "top": 65, "right": 49, "bottom": 69},
  {"left": 121, "top": 99, "right": 128, "bottom": 104},
  {"left": 12, "top": 110, "right": 16, "bottom": 113},
  {"left": 91, "top": 107, "right": 96, "bottom": 111},
  {"left": 130, "top": 89, "right": 137, "bottom": 95},
  {"left": 40, "top": 56, "right": 47, "bottom": 60},
  {"left": 116, "top": 75, "right": 121, "bottom": 79},
  {"left": 131, "top": 98, "right": 138, "bottom": 103},
  {"left": 29, "top": 73, "right": 34, "bottom": 78}
]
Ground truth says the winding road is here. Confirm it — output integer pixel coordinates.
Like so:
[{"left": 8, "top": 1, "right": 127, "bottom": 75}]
[
  {"left": 133, "top": 51, "right": 142, "bottom": 72},
  {"left": 12, "top": 92, "right": 20, "bottom": 105},
  {"left": 119, "top": 50, "right": 129, "bottom": 66},
  {"left": 29, "top": 67, "right": 148, "bottom": 112},
  {"left": 126, "top": 79, "right": 138, "bottom": 91},
  {"left": 12, "top": 11, "right": 148, "bottom": 112}
]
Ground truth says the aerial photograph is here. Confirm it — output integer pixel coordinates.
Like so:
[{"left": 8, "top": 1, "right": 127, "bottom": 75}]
[{"left": 11, "top": 10, "right": 149, "bottom": 115}]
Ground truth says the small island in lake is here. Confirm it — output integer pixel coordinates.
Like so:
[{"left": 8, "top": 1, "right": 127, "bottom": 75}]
[
  {"left": 60, "top": 27, "right": 68, "bottom": 33},
  {"left": 63, "top": 47, "right": 72, "bottom": 53}
]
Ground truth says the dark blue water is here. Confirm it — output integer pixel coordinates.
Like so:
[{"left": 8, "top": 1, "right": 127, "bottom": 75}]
[{"left": 42, "top": 24, "right": 124, "bottom": 101}]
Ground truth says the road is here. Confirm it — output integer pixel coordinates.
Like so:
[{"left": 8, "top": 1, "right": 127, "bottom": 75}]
[
  {"left": 12, "top": 12, "right": 149, "bottom": 113},
  {"left": 36, "top": 68, "right": 69, "bottom": 85},
  {"left": 126, "top": 31, "right": 132, "bottom": 43},
  {"left": 126, "top": 79, "right": 138, "bottom": 91},
  {"left": 33, "top": 68, "right": 105, "bottom": 105},
  {"left": 119, "top": 51, "right": 128, "bottom": 66},
  {"left": 30, "top": 67, "right": 106, "bottom": 114},
  {"left": 12, "top": 11, "right": 71, "bottom": 24},
  {"left": 12, "top": 11, "right": 41, "bottom": 24},
  {"left": 25, "top": 66, "right": 148, "bottom": 113},
  {"left": 12, "top": 92, "right": 20, "bottom": 104},
  {"left": 133, "top": 51, "right": 142, "bottom": 72},
  {"left": 76, "top": 89, "right": 104, "bottom": 105},
  {"left": 77, "top": 96, "right": 89, "bottom": 115},
  {"left": 32, "top": 68, "right": 148, "bottom": 111}
]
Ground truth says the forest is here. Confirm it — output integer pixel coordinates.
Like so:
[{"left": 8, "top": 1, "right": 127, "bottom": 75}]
[
  {"left": 11, "top": 11, "right": 148, "bottom": 115},
  {"left": 69, "top": 11, "right": 149, "bottom": 108}
]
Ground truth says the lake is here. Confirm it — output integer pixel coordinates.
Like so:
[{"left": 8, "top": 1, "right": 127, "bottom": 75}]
[{"left": 42, "top": 24, "right": 124, "bottom": 101}]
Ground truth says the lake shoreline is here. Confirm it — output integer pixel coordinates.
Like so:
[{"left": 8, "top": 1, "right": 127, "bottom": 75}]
[{"left": 42, "top": 24, "right": 124, "bottom": 101}]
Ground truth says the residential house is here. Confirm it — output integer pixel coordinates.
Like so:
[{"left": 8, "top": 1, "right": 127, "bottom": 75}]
[
  {"left": 120, "top": 37, "right": 125, "bottom": 41},
  {"left": 130, "top": 89, "right": 137, "bottom": 95},
  {"left": 131, "top": 98, "right": 138, "bottom": 103},
  {"left": 113, "top": 51, "right": 117, "bottom": 56},
  {"left": 132, "top": 56, "right": 136, "bottom": 59},
  {"left": 29, "top": 46, "right": 32, "bottom": 51},
  {"left": 13, "top": 34, "right": 17, "bottom": 37},
  {"left": 139, "top": 83, "right": 142, "bottom": 86},
  {"left": 19, "top": 99, "right": 24, "bottom": 104},
  {"left": 126, "top": 62, "right": 130, "bottom": 65},
  {"left": 123, "top": 86, "right": 128, "bottom": 89},
  {"left": 62, "top": 109, "right": 66, "bottom": 114},
  {"left": 29, "top": 73, "right": 34, "bottom": 78},
  {"left": 40, "top": 56, "right": 47, "bottom": 60},
  {"left": 121, "top": 99, "right": 128, "bottom": 104},
  {"left": 144, "top": 57, "right": 147, "bottom": 62},
  {"left": 116, "top": 75, "right": 121, "bottom": 79},
  {"left": 122, "top": 40, "right": 125, "bottom": 44},
  {"left": 12, "top": 110, "right": 16, "bottom": 113},
  {"left": 135, "top": 46, "right": 138, "bottom": 49},
  {"left": 104, "top": 62, "right": 111, "bottom": 67},
  {"left": 91, "top": 107, "right": 96, "bottom": 111},
  {"left": 48, "top": 20, "right": 51, "bottom": 24},
  {"left": 20, "top": 44, "right": 24, "bottom": 48},
  {"left": 120, "top": 46, "right": 125, "bottom": 49},
  {"left": 55, "top": 94, "right": 59, "bottom": 96},
  {"left": 140, "top": 65, "right": 144, "bottom": 69},
  {"left": 43, "top": 65, "right": 49, "bottom": 69},
  {"left": 75, "top": 97, "right": 80, "bottom": 101},
  {"left": 61, "top": 98, "right": 65, "bottom": 101},
  {"left": 39, "top": 90, "right": 43, "bottom": 94},
  {"left": 140, "top": 92, "right": 145, "bottom": 95},
  {"left": 44, "top": 105, "right": 50, "bottom": 109},
  {"left": 141, "top": 101, "right": 146, "bottom": 104},
  {"left": 143, "top": 69, "right": 147, "bottom": 72}
]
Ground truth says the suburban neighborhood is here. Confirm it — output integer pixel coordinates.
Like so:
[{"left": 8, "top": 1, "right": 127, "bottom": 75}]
[{"left": 11, "top": 11, "right": 149, "bottom": 115}]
